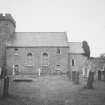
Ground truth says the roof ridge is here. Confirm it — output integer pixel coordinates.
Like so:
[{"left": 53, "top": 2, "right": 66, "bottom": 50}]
[
  {"left": 68, "top": 42, "right": 82, "bottom": 43},
  {"left": 15, "top": 32, "right": 67, "bottom": 33}
]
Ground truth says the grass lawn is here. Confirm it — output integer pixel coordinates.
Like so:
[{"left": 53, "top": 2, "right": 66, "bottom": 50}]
[{"left": 0, "top": 75, "right": 105, "bottom": 105}]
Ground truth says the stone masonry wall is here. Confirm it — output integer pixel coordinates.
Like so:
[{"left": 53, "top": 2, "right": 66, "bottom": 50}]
[
  {"left": 69, "top": 54, "right": 87, "bottom": 72},
  {"left": 6, "top": 47, "right": 69, "bottom": 75}
]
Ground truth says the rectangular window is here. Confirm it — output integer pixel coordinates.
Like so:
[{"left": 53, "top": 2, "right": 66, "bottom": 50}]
[
  {"left": 72, "top": 59, "right": 75, "bottom": 66},
  {"left": 57, "top": 48, "right": 60, "bottom": 54}
]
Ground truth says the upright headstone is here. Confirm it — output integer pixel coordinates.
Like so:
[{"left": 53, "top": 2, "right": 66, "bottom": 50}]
[
  {"left": 103, "top": 69, "right": 105, "bottom": 81},
  {"left": 72, "top": 71, "right": 76, "bottom": 82},
  {"left": 38, "top": 68, "right": 41, "bottom": 76},
  {"left": 75, "top": 71, "right": 79, "bottom": 84},
  {"left": 72, "top": 71, "right": 79, "bottom": 84},
  {"left": 0, "top": 67, "right": 1, "bottom": 78},
  {"left": 12, "top": 65, "right": 15, "bottom": 76},
  {"left": 86, "top": 71, "right": 94, "bottom": 89},
  {"left": 98, "top": 71, "right": 101, "bottom": 80},
  {"left": 67, "top": 71, "right": 71, "bottom": 80}
]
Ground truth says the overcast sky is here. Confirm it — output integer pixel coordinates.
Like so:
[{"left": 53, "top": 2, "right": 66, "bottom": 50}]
[{"left": 0, "top": 0, "right": 105, "bottom": 57}]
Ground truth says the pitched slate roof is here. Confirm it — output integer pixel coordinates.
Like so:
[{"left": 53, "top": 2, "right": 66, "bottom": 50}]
[
  {"left": 8, "top": 32, "right": 68, "bottom": 47},
  {"left": 69, "top": 42, "right": 85, "bottom": 54}
]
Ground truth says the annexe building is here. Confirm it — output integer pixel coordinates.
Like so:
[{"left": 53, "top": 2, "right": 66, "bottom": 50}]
[{"left": 68, "top": 42, "right": 88, "bottom": 79}]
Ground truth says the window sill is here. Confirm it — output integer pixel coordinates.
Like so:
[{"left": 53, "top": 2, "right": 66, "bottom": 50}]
[
  {"left": 14, "top": 53, "right": 19, "bottom": 56},
  {"left": 24, "top": 65, "right": 33, "bottom": 67}
]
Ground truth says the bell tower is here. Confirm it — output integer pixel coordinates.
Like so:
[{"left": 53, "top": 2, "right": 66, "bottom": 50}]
[
  {"left": 0, "top": 13, "right": 16, "bottom": 41},
  {"left": 0, "top": 13, "right": 16, "bottom": 67}
]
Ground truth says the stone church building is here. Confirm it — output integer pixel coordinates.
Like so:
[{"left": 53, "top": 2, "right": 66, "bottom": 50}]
[{"left": 0, "top": 14, "right": 88, "bottom": 76}]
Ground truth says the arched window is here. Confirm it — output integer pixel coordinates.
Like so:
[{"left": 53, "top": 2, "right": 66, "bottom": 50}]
[
  {"left": 42, "top": 52, "right": 49, "bottom": 66},
  {"left": 43, "top": 52, "right": 48, "bottom": 56},
  {"left": 27, "top": 52, "right": 32, "bottom": 56},
  {"left": 14, "top": 65, "right": 19, "bottom": 75},
  {"left": 26, "top": 52, "right": 33, "bottom": 66}
]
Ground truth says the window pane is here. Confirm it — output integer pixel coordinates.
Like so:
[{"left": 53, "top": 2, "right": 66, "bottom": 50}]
[
  {"left": 72, "top": 59, "right": 74, "bottom": 66},
  {"left": 57, "top": 48, "right": 60, "bottom": 54},
  {"left": 42, "top": 52, "right": 49, "bottom": 66},
  {"left": 43, "top": 52, "right": 48, "bottom": 56},
  {"left": 27, "top": 53, "right": 32, "bottom": 56}
]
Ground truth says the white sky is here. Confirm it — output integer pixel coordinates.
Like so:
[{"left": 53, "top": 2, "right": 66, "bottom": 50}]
[{"left": 0, "top": 0, "right": 105, "bottom": 57}]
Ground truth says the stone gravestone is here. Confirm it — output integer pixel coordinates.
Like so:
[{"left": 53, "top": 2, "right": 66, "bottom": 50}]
[
  {"left": 98, "top": 71, "right": 101, "bottom": 80},
  {"left": 67, "top": 70, "right": 71, "bottom": 80},
  {"left": 72, "top": 71, "right": 79, "bottom": 84},
  {"left": 75, "top": 71, "right": 79, "bottom": 84},
  {"left": 103, "top": 68, "right": 105, "bottom": 81},
  {"left": 72, "top": 71, "right": 76, "bottom": 82},
  {"left": 86, "top": 71, "right": 94, "bottom": 89}
]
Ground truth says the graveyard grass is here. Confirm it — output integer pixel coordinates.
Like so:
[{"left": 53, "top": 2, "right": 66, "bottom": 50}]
[{"left": 0, "top": 75, "right": 105, "bottom": 105}]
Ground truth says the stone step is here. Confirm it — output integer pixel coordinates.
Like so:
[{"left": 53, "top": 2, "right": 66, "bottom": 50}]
[{"left": 13, "top": 75, "right": 37, "bottom": 81}]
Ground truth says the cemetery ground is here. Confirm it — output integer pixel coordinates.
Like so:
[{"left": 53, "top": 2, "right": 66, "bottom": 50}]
[{"left": 0, "top": 75, "right": 105, "bottom": 105}]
